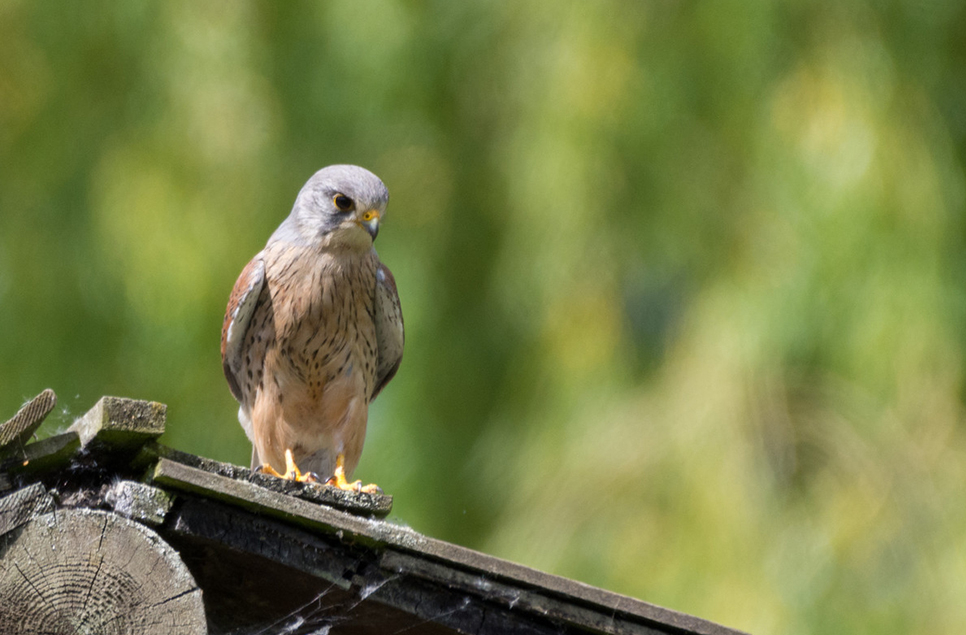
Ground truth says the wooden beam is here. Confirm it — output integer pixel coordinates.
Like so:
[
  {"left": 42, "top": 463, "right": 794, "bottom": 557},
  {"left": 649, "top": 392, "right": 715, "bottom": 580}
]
[
  {"left": 0, "top": 432, "right": 81, "bottom": 491},
  {"left": 151, "top": 458, "right": 747, "bottom": 635},
  {"left": 144, "top": 443, "right": 392, "bottom": 517},
  {"left": 0, "top": 389, "right": 56, "bottom": 460},
  {"left": 0, "top": 508, "right": 206, "bottom": 634},
  {"left": 69, "top": 396, "right": 166, "bottom": 452},
  {"left": 165, "top": 496, "right": 584, "bottom": 635}
]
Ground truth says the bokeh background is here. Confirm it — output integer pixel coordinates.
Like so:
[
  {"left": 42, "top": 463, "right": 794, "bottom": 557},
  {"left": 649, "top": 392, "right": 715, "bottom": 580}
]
[{"left": 2, "top": 2, "right": 966, "bottom": 633}]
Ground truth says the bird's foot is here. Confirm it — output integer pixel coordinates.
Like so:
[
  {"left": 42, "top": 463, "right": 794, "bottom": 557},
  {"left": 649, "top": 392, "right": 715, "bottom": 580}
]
[
  {"left": 283, "top": 449, "right": 321, "bottom": 483},
  {"left": 256, "top": 449, "right": 319, "bottom": 483},
  {"left": 255, "top": 463, "right": 285, "bottom": 478},
  {"left": 325, "top": 453, "right": 382, "bottom": 494}
]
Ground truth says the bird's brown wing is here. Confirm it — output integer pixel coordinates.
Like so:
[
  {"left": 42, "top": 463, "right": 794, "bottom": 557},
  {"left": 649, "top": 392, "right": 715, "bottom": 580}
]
[
  {"left": 371, "top": 261, "right": 404, "bottom": 400},
  {"left": 221, "top": 257, "right": 266, "bottom": 402}
]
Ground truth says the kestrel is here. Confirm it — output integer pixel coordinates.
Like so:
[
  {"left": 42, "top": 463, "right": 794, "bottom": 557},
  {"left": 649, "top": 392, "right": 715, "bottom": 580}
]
[{"left": 221, "top": 165, "right": 404, "bottom": 491}]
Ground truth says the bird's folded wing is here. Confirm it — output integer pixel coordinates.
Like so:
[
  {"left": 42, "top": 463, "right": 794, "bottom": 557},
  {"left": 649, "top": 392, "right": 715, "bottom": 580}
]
[
  {"left": 221, "top": 257, "right": 266, "bottom": 401},
  {"left": 372, "top": 262, "right": 404, "bottom": 400}
]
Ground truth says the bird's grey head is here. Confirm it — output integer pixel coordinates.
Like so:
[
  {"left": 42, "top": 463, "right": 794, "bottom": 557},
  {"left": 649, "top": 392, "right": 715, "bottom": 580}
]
[{"left": 279, "top": 165, "right": 390, "bottom": 250}]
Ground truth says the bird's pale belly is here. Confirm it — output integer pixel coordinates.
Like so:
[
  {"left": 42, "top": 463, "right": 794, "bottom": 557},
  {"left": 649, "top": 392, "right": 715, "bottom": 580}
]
[{"left": 251, "top": 314, "right": 378, "bottom": 479}]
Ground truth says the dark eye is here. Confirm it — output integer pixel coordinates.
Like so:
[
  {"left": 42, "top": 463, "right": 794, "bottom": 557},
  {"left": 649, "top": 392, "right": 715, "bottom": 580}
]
[{"left": 333, "top": 194, "right": 354, "bottom": 212}]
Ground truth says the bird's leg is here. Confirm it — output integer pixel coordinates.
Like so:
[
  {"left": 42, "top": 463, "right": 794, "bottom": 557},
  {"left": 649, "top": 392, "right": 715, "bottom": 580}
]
[{"left": 325, "top": 453, "right": 382, "bottom": 494}]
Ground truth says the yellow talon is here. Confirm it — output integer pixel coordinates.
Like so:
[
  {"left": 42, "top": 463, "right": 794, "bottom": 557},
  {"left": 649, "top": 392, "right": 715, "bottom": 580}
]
[
  {"left": 284, "top": 449, "right": 300, "bottom": 480},
  {"left": 259, "top": 449, "right": 318, "bottom": 483},
  {"left": 258, "top": 462, "right": 284, "bottom": 478},
  {"left": 326, "top": 453, "right": 381, "bottom": 493}
]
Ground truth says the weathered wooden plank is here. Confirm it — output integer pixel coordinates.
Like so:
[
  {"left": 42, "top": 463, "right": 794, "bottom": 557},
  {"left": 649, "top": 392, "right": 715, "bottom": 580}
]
[
  {"left": 359, "top": 571, "right": 576, "bottom": 635},
  {"left": 0, "top": 389, "right": 57, "bottom": 459},
  {"left": 0, "top": 509, "right": 206, "bottom": 634},
  {"left": 166, "top": 497, "right": 575, "bottom": 635},
  {"left": 0, "top": 431, "right": 81, "bottom": 483},
  {"left": 144, "top": 442, "right": 392, "bottom": 517},
  {"left": 150, "top": 458, "right": 397, "bottom": 547},
  {"left": 167, "top": 496, "right": 363, "bottom": 592},
  {"left": 150, "top": 459, "right": 747, "bottom": 635},
  {"left": 69, "top": 396, "right": 166, "bottom": 451},
  {"left": 104, "top": 480, "right": 175, "bottom": 526},
  {"left": 380, "top": 550, "right": 671, "bottom": 635},
  {"left": 378, "top": 547, "right": 745, "bottom": 635},
  {"left": 0, "top": 483, "right": 54, "bottom": 536}
]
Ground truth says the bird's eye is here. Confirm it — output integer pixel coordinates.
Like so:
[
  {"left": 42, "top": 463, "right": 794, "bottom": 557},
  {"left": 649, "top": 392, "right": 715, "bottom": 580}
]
[{"left": 333, "top": 194, "right": 354, "bottom": 212}]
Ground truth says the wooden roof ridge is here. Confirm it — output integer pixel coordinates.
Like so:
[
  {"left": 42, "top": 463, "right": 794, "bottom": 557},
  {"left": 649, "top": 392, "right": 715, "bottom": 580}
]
[{"left": 0, "top": 393, "right": 750, "bottom": 635}]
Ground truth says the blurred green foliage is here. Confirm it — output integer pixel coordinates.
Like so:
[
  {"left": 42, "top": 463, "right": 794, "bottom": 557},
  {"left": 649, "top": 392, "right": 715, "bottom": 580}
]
[{"left": 2, "top": 1, "right": 965, "bottom": 633}]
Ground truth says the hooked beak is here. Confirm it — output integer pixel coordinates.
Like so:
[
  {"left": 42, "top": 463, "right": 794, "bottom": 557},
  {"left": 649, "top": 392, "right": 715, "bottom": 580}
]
[{"left": 360, "top": 209, "right": 381, "bottom": 240}]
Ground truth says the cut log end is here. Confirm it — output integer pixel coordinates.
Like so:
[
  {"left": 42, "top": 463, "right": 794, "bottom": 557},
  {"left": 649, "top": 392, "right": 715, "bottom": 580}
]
[{"left": 0, "top": 508, "right": 206, "bottom": 634}]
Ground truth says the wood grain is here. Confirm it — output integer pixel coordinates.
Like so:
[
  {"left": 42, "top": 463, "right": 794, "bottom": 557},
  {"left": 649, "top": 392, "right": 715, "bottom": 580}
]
[{"left": 0, "top": 509, "right": 206, "bottom": 634}]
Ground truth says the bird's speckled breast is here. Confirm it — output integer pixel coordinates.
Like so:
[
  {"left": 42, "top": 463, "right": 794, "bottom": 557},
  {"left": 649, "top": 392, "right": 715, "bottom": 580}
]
[
  {"left": 258, "top": 241, "right": 380, "bottom": 405},
  {"left": 235, "top": 239, "right": 381, "bottom": 477}
]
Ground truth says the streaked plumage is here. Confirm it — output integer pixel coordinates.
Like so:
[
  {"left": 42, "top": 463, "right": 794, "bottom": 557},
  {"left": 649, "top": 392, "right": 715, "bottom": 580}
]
[{"left": 221, "top": 165, "right": 403, "bottom": 483}]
